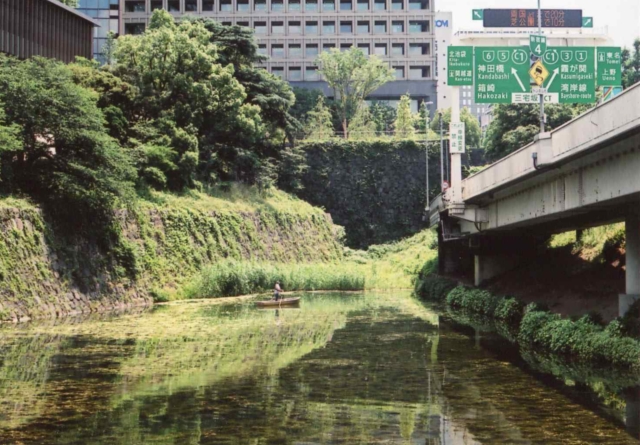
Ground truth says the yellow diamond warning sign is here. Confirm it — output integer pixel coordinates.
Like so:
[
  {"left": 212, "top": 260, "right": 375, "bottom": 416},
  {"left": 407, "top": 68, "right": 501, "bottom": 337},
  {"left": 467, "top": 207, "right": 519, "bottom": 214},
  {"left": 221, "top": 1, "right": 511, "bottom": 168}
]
[{"left": 529, "top": 60, "right": 549, "bottom": 86}]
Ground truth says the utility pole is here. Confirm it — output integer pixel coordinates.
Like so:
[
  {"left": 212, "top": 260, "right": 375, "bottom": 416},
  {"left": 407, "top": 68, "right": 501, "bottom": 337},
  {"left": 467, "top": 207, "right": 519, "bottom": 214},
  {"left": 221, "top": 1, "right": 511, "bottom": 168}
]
[
  {"left": 425, "top": 101, "right": 434, "bottom": 209},
  {"left": 439, "top": 111, "right": 444, "bottom": 192},
  {"left": 538, "top": 0, "right": 545, "bottom": 133}
]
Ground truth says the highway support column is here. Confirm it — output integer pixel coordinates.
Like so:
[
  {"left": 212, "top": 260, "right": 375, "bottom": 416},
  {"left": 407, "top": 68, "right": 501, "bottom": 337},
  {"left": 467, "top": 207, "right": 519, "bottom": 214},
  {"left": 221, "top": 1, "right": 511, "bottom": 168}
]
[{"left": 620, "top": 215, "right": 640, "bottom": 317}]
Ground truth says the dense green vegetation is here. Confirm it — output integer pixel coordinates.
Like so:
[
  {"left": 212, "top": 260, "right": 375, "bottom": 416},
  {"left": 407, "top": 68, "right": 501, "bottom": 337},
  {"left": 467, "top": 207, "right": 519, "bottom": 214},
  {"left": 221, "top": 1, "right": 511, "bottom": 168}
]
[{"left": 415, "top": 274, "right": 640, "bottom": 370}]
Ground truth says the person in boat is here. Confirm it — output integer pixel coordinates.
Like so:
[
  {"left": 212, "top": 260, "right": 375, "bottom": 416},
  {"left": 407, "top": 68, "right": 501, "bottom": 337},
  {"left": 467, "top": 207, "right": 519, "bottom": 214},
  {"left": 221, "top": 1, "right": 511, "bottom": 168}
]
[{"left": 273, "top": 281, "right": 282, "bottom": 301}]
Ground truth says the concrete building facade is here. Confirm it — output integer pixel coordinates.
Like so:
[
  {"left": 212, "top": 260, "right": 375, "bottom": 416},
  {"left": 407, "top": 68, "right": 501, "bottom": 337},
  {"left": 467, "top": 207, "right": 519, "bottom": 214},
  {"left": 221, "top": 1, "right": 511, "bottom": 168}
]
[
  {"left": 77, "top": 0, "right": 121, "bottom": 63},
  {"left": 0, "top": 0, "right": 97, "bottom": 63},
  {"left": 121, "top": 0, "right": 437, "bottom": 111}
]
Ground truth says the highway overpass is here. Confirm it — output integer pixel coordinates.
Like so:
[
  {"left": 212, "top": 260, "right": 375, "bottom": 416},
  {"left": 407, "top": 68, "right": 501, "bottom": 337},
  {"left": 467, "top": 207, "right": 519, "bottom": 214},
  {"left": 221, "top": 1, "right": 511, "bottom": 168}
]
[{"left": 431, "top": 81, "right": 640, "bottom": 315}]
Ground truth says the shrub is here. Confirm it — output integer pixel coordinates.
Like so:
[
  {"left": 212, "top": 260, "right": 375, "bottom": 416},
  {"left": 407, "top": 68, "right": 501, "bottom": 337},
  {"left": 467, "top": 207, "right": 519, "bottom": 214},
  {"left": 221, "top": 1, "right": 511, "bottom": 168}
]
[{"left": 415, "top": 275, "right": 456, "bottom": 302}]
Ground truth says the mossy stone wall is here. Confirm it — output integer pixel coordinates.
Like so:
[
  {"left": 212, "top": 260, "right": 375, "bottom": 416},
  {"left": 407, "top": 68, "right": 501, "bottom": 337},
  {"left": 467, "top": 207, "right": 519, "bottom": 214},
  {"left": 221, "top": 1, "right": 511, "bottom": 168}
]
[
  {"left": 0, "top": 206, "right": 342, "bottom": 322},
  {"left": 298, "top": 140, "right": 441, "bottom": 249}
]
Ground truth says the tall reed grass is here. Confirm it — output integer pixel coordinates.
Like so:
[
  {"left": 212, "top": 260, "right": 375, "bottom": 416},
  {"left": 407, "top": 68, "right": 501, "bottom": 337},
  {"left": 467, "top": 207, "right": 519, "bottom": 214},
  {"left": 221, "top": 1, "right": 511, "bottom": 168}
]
[{"left": 183, "top": 261, "right": 365, "bottom": 299}]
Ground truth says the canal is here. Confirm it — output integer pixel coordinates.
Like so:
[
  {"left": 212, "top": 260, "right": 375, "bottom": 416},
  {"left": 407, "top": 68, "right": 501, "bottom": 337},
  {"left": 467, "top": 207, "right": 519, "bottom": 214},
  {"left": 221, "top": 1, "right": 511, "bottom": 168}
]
[{"left": 0, "top": 291, "right": 639, "bottom": 444}]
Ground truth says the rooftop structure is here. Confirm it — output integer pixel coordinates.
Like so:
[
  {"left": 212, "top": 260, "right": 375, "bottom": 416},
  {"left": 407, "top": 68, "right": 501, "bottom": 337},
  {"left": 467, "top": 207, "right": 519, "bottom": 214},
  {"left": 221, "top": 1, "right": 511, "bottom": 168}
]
[{"left": 0, "top": 0, "right": 98, "bottom": 63}]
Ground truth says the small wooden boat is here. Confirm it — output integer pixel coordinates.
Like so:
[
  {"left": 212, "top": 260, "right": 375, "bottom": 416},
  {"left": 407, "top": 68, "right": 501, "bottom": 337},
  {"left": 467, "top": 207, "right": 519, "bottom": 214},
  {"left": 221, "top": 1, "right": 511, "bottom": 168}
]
[{"left": 255, "top": 297, "right": 301, "bottom": 308}]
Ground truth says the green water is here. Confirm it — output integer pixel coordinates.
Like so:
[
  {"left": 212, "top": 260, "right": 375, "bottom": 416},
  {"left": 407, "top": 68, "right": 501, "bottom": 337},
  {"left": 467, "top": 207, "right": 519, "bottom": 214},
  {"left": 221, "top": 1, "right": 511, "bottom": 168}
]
[{"left": 0, "top": 292, "right": 639, "bottom": 444}]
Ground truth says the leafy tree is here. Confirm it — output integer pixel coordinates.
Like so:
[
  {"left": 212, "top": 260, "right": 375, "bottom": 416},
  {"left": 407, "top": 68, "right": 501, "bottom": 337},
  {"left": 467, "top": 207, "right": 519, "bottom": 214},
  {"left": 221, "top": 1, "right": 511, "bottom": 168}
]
[
  {"left": 101, "top": 31, "right": 118, "bottom": 66},
  {"left": 349, "top": 105, "right": 377, "bottom": 141},
  {"left": 290, "top": 87, "right": 325, "bottom": 122},
  {"left": 305, "top": 96, "right": 335, "bottom": 141},
  {"left": 482, "top": 104, "right": 576, "bottom": 161},
  {"left": 0, "top": 55, "right": 135, "bottom": 229},
  {"left": 113, "top": 10, "right": 263, "bottom": 189},
  {"left": 0, "top": 106, "right": 21, "bottom": 171},
  {"left": 316, "top": 47, "right": 394, "bottom": 138},
  {"left": 430, "top": 107, "right": 482, "bottom": 148},
  {"left": 394, "top": 95, "right": 415, "bottom": 140},
  {"left": 59, "top": 0, "right": 78, "bottom": 7},
  {"left": 622, "top": 39, "right": 640, "bottom": 89},
  {"left": 369, "top": 101, "right": 396, "bottom": 135}
]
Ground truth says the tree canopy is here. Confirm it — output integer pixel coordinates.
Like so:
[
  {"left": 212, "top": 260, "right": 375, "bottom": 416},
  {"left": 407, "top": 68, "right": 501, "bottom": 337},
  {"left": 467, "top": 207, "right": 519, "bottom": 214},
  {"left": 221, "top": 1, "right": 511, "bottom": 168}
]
[{"left": 316, "top": 47, "right": 394, "bottom": 138}]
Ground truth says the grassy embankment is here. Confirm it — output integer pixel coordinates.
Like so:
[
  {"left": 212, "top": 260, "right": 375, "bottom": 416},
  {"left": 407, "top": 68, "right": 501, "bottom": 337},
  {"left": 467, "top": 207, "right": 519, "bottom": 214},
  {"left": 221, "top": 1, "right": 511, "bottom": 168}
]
[
  {"left": 0, "top": 185, "right": 439, "bottom": 304},
  {"left": 182, "top": 221, "right": 439, "bottom": 300}
]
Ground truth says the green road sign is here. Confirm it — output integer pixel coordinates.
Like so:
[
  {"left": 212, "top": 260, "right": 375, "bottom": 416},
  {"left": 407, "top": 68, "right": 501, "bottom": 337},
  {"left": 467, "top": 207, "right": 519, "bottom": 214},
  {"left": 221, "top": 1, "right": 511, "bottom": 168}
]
[
  {"left": 582, "top": 17, "right": 593, "bottom": 28},
  {"left": 597, "top": 47, "right": 622, "bottom": 86},
  {"left": 448, "top": 46, "right": 474, "bottom": 86},
  {"left": 474, "top": 46, "right": 530, "bottom": 104},
  {"left": 541, "top": 47, "right": 596, "bottom": 103},
  {"left": 472, "top": 9, "right": 484, "bottom": 20},
  {"left": 530, "top": 34, "right": 547, "bottom": 57}
]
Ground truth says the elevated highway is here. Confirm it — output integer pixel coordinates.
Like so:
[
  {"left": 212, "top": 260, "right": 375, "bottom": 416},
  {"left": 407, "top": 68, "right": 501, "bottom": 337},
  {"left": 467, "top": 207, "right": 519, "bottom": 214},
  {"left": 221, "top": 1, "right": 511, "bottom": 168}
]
[{"left": 431, "top": 82, "right": 640, "bottom": 314}]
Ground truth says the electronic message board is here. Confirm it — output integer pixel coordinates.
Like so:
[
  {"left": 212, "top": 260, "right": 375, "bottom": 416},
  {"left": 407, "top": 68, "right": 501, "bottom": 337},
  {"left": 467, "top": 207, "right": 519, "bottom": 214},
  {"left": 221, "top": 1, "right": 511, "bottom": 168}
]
[{"left": 483, "top": 9, "right": 583, "bottom": 28}]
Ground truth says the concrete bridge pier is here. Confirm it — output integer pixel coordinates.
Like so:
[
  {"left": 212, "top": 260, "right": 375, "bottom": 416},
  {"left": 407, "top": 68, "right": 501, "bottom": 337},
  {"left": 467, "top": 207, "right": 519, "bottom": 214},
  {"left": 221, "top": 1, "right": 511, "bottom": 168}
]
[
  {"left": 620, "top": 215, "right": 640, "bottom": 317},
  {"left": 625, "top": 386, "right": 640, "bottom": 439}
]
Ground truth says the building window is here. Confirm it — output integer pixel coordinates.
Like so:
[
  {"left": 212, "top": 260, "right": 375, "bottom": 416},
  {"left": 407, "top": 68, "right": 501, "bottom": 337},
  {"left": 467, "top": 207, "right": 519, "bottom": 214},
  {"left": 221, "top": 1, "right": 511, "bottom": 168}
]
[
  {"left": 237, "top": 0, "right": 249, "bottom": 10},
  {"left": 221, "top": 21, "right": 232, "bottom": 25},
  {"left": 185, "top": 0, "right": 198, "bottom": 11},
  {"left": 167, "top": 0, "right": 180, "bottom": 11},
  {"left": 237, "top": 21, "right": 249, "bottom": 27},
  {"left": 272, "top": 44, "right": 285, "bottom": 57},
  {"left": 255, "top": 21, "right": 267, "bottom": 33},
  {"left": 357, "top": 43, "right": 370, "bottom": 55},
  {"left": 374, "top": 43, "right": 387, "bottom": 56},
  {"left": 340, "top": 21, "right": 353, "bottom": 33},
  {"left": 409, "top": 20, "right": 429, "bottom": 33},
  {"left": 220, "top": 0, "right": 231, "bottom": 10},
  {"left": 289, "top": 0, "right": 302, "bottom": 10},
  {"left": 151, "top": 0, "right": 163, "bottom": 11},
  {"left": 323, "top": 43, "right": 336, "bottom": 52},
  {"left": 306, "top": 21, "right": 318, "bottom": 34},
  {"left": 391, "top": 0, "right": 403, "bottom": 10},
  {"left": 357, "top": 21, "right": 370, "bottom": 34},
  {"left": 272, "top": 0, "right": 284, "bottom": 10},
  {"left": 289, "top": 44, "right": 302, "bottom": 57},
  {"left": 391, "top": 43, "right": 404, "bottom": 55},
  {"left": 409, "top": 43, "right": 429, "bottom": 55},
  {"left": 374, "top": 0, "right": 385, "bottom": 10},
  {"left": 374, "top": 20, "right": 386, "bottom": 33},
  {"left": 255, "top": 0, "right": 267, "bottom": 10},
  {"left": 305, "top": 0, "right": 319, "bottom": 10},
  {"left": 394, "top": 66, "right": 404, "bottom": 79},
  {"left": 323, "top": 21, "right": 336, "bottom": 34},
  {"left": 257, "top": 44, "right": 267, "bottom": 55},
  {"left": 306, "top": 44, "right": 319, "bottom": 58},
  {"left": 340, "top": 0, "right": 352, "bottom": 10},
  {"left": 289, "top": 21, "right": 302, "bottom": 34},
  {"left": 306, "top": 66, "right": 319, "bottom": 80},
  {"left": 391, "top": 20, "right": 404, "bottom": 33},
  {"left": 272, "top": 67, "right": 284, "bottom": 78},
  {"left": 202, "top": 0, "right": 215, "bottom": 10},
  {"left": 125, "top": 1, "right": 146, "bottom": 13},
  {"left": 290, "top": 67, "right": 302, "bottom": 81},
  {"left": 340, "top": 43, "right": 352, "bottom": 52},
  {"left": 357, "top": 0, "right": 369, "bottom": 10},
  {"left": 409, "top": 65, "right": 430, "bottom": 79},
  {"left": 323, "top": 0, "right": 335, "bottom": 10},
  {"left": 125, "top": 23, "right": 146, "bottom": 35},
  {"left": 408, "top": 0, "right": 427, "bottom": 9},
  {"left": 272, "top": 21, "right": 285, "bottom": 34}
]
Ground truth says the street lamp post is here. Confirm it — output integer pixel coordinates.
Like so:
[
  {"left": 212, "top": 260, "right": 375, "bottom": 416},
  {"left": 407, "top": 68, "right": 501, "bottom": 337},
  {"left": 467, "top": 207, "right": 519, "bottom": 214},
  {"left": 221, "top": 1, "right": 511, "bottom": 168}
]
[{"left": 439, "top": 111, "right": 444, "bottom": 193}]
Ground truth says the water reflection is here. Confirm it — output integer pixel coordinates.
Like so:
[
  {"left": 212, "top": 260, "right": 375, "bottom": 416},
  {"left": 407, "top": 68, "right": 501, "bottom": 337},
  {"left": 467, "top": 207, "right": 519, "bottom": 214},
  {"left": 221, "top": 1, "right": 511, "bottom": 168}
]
[{"left": 0, "top": 292, "right": 637, "bottom": 444}]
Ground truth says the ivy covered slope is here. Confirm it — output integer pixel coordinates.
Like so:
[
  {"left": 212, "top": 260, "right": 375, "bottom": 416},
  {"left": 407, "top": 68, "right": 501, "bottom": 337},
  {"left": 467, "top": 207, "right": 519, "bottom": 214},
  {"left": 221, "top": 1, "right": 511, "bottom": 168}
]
[{"left": 0, "top": 187, "right": 343, "bottom": 322}]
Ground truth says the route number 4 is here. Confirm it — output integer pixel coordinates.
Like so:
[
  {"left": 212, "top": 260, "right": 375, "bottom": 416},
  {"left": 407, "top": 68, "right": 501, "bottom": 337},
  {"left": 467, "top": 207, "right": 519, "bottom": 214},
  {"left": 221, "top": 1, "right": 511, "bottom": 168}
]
[{"left": 530, "top": 35, "right": 547, "bottom": 58}]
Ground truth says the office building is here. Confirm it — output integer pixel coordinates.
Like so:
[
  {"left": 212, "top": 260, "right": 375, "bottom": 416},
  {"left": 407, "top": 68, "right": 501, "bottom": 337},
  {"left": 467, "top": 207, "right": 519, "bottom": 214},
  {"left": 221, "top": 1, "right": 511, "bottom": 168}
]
[
  {"left": 0, "top": 0, "right": 97, "bottom": 63},
  {"left": 121, "top": 0, "right": 437, "bottom": 111},
  {"left": 77, "top": 0, "right": 121, "bottom": 63}
]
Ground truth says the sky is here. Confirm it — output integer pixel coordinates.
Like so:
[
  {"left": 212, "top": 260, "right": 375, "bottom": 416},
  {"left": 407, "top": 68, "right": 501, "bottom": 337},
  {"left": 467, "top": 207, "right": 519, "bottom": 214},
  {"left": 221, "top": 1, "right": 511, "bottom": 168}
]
[{"left": 439, "top": 0, "right": 640, "bottom": 48}]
